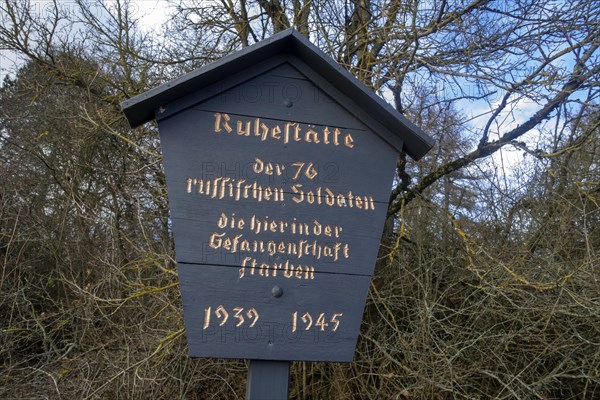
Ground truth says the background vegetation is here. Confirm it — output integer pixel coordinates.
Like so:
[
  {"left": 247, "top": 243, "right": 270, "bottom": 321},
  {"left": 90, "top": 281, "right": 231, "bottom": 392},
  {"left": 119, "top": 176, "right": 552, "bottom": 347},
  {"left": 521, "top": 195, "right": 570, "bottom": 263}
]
[{"left": 1, "top": 1, "right": 598, "bottom": 399}]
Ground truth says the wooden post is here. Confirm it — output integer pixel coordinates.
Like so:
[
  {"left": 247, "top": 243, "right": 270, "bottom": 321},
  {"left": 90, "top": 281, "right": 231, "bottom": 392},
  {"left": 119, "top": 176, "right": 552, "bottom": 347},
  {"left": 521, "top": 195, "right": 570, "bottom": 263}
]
[{"left": 246, "top": 360, "right": 290, "bottom": 400}]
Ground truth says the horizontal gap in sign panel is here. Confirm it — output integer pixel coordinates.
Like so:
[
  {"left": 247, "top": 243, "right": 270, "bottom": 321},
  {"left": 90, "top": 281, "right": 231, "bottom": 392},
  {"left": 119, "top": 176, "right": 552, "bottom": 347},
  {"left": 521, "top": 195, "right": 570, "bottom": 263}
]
[{"left": 176, "top": 261, "right": 372, "bottom": 279}]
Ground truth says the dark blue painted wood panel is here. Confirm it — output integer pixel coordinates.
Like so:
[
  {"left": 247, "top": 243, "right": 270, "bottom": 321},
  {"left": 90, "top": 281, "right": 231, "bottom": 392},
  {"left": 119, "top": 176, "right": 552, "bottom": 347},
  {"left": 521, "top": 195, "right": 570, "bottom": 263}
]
[
  {"left": 159, "top": 108, "right": 397, "bottom": 278},
  {"left": 191, "top": 63, "right": 367, "bottom": 129},
  {"left": 179, "top": 263, "right": 371, "bottom": 362},
  {"left": 158, "top": 66, "right": 398, "bottom": 362}
]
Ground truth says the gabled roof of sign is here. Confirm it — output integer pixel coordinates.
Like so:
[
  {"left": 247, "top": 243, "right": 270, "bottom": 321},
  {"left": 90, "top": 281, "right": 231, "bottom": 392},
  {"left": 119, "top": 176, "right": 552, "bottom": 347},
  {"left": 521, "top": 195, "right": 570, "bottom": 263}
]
[{"left": 121, "top": 29, "right": 434, "bottom": 160}]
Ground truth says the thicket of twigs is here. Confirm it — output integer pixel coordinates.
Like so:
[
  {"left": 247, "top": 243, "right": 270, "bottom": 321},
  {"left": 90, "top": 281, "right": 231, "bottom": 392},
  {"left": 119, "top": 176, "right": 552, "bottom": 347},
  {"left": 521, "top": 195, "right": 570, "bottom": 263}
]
[
  {"left": 1, "top": 1, "right": 599, "bottom": 399},
  {"left": 1, "top": 74, "right": 597, "bottom": 397}
]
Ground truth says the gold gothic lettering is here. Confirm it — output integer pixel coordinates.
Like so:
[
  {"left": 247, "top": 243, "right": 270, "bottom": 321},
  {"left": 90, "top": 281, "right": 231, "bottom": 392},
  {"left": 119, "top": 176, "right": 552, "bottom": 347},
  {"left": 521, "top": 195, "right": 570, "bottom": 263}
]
[
  {"left": 216, "top": 213, "right": 343, "bottom": 238},
  {"left": 209, "top": 232, "right": 350, "bottom": 262},
  {"left": 214, "top": 113, "right": 355, "bottom": 149},
  {"left": 186, "top": 177, "right": 285, "bottom": 203},
  {"left": 186, "top": 177, "right": 375, "bottom": 211},
  {"left": 239, "top": 257, "right": 315, "bottom": 280},
  {"left": 290, "top": 184, "right": 375, "bottom": 210}
]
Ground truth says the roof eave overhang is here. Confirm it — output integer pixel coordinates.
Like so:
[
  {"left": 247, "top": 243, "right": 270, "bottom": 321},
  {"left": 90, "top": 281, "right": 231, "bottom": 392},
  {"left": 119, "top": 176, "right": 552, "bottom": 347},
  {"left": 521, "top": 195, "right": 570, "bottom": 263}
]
[{"left": 121, "top": 29, "right": 434, "bottom": 160}]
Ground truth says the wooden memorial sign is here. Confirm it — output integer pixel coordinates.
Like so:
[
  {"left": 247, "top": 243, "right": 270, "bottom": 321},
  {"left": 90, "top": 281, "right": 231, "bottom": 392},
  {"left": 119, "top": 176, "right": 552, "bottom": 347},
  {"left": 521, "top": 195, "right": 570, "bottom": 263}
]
[{"left": 122, "top": 29, "right": 433, "bottom": 363}]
